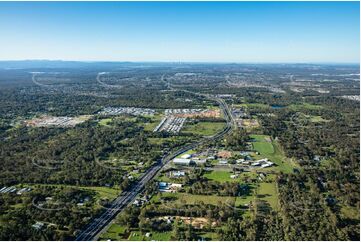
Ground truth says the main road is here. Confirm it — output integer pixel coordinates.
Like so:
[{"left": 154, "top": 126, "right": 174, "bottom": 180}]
[{"left": 75, "top": 82, "right": 235, "bottom": 241}]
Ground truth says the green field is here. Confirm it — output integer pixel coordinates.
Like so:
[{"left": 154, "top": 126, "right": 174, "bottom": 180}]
[
  {"left": 236, "top": 103, "right": 270, "bottom": 109},
  {"left": 128, "top": 231, "right": 172, "bottom": 241},
  {"left": 99, "top": 224, "right": 127, "bottom": 240},
  {"left": 251, "top": 134, "right": 274, "bottom": 154},
  {"left": 203, "top": 170, "right": 234, "bottom": 182},
  {"left": 143, "top": 114, "right": 164, "bottom": 131},
  {"left": 340, "top": 205, "right": 360, "bottom": 220},
  {"left": 98, "top": 118, "right": 112, "bottom": 126},
  {"left": 183, "top": 121, "right": 225, "bottom": 136},
  {"left": 175, "top": 149, "right": 197, "bottom": 158},
  {"left": 153, "top": 192, "right": 237, "bottom": 206},
  {"left": 203, "top": 170, "right": 258, "bottom": 183},
  {"left": 257, "top": 182, "right": 279, "bottom": 210},
  {"left": 24, "top": 184, "right": 120, "bottom": 200},
  {"left": 288, "top": 103, "right": 323, "bottom": 111},
  {"left": 309, "top": 115, "right": 330, "bottom": 123}
]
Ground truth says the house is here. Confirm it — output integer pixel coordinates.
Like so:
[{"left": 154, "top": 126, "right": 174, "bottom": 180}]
[
  {"left": 219, "top": 160, "right": 228, "bottom": 165},
  {"left": 240, "top": 151, "right": 250, "bottom": 156},
  {"left": 32, "top": 222, "right": 44, "bottom": 230},
  {"left": 230, "top": 174, "right": 238, "bottom": 179},
  {"left": 236, "top": 159, "right": 245, "bottom": 164},
  {"left": 252, "top": 162, "right": 261, "bottom": 166},
  {"left": 171, "top": 171, "right": 185, "bottom": 178},
  {"left": 258, "top": 172, "right": 267, "bottom": 180},
  {"left": 173, "top": 158, "right": 191, "bottom": 166},
  {"left": 158, "top": 182, "right": 182, "bottom": 192},
  {"left": 314, "top": 155, "right": 321, "bottom": 162},
  {"left": 169, "top": 183, "right": 183, "bottom": 189},
  {"left": 193, "top": 158, "right": 206, "bottom": 165},
  {"left": 133, "top": 199, "right": 141, "bottom": 206}
]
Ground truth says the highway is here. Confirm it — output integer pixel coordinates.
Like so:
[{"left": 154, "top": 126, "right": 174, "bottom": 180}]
[{"left": 75, "top": 81, "right": 235, "bottom": 241}]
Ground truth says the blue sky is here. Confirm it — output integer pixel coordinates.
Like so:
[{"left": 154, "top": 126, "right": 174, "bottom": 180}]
[{"left": 0, "top": 1, "right": 359, "bottom": 63}]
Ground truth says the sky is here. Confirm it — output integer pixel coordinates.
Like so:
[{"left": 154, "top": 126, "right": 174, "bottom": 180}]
[{"left": 0, "top": 1, "right": 359, "bottom": 63}]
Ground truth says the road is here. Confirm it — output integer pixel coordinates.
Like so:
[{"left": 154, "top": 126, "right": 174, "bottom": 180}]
[{"left": 75, "top": 79, "right": 235, "bottom": 241}]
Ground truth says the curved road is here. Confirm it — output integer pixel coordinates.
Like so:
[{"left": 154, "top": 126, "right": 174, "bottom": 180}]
[{"left": 75, "top": 76, "right": 235, "bottom": 241}]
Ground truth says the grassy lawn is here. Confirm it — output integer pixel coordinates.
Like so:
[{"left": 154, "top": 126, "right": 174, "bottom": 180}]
[
  {"left": 288, "top": 103, "right": 323, "bottom": 111},
  {"left": 99, "top": 224, "right": 127, "bottom": 240},
  {"left": 98, "top": 118, "right": 112, "bottom": 126},
  {"left": 340, "top": 205, "right": 359, "bottom": 220},
  {"left": 203, "top": 170, "right": 235, "bottom": 182},
  {"left": 143, "top": 114, "right": 164, "bottom": 132},
  {"left": 80, "top": 186, "right": 120, "bottom": 200},
  {"left": 309, "top": 115, "right": 330, "bottom": 123},
  {"left": 236, "top": 103, "right": 270, "bottom": 109},
  {"left": 175, "top": 149, "right": 197, "bottom": 158},
  {"left": 235, "top": 194, "right": 255, "bottom": 207},
  {"left": 198, "top": 232, "right": 220, "bottom": 240},
  {"left": 153, "top": 192, "right": 237, "bottom": 206},
  {"left": 182, "top": 121, "right": 225, "bottom": 136},
  {"left": 156, "top": 173, "right": 172, "bottom": 183},
  {"left": 128, "top": 231, "right": 172, "bottom": 241},
  {"left": 250, "top": 134, "right": 274, "bottom": 154},
  {"left": 24, "top": 183, "right": 120, "bottom": 200},
  {"left": 257, "top": 182, "right": 279, "bottom": 210},
  {"left": 176, "top": 193, "right": 238, "bottom": 206}
]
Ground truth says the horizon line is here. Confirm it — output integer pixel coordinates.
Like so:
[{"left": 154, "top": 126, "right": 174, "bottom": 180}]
[{"left": 0, "top": 59, "right": 359, "bottom": 65}]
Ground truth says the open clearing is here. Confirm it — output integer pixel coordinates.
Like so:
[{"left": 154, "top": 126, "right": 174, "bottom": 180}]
[
  {"left": 98, "top": 118, "right": 112, "bottom": 126},
  {"left": 257, "top": 182, "right": 279, "bottom": 210},
  {"left": 182, "top": 121, "right": 225, "bottom": 136},
  {"left": 251, "top": 134, "right": 274, "bottom": 154}
]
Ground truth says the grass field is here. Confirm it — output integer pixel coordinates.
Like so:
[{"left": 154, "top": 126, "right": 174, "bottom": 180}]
[
  {"left": 257, "top": 182, "right": 279, "bottom": 210},
  {"left": 152, "top": 192, "right": 238, "bottom": 206},
  {"left": 183, "top": 121, "right": 225, "bottom": 136},
  {"left": 143, "top": 114, "right": 164, "bottom": 132},
  {"left": 251, "top": 134, "right": 274, "bottom": 154},
  {"left": 175, "top": 149, "right": 197, "bottom": 158},
  {"left": 99, "top": 224, "right": 127, "bottom": 240},
  {"left": 340, "top": 205, "right": 359, "bottom": 220},
  {"left": 309, "top": 115, "right": 330, "bottom": 123},
  {"left": 98, "top": 118, "right": 112, "bottom": 126},
  {"left": 288, "top": 103, "right": 323, "bottom": 111},
  {"left": 235, "top": 103, "right": 270, "bottom": 109},
  {"left": 203, "top": 170, "right": 258, "bottom": 183},
  {"left": 128, "top": 231, "right": 172, "bottom": 241},
  {"left": 24, "top": 183, "right": 120, "bottom": 200},
  {"left": 198, "top": 232, "right": 220, "bottom": 241},
  {"left": 203, "top": 170, "right": 234, "bottom": 182}
]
